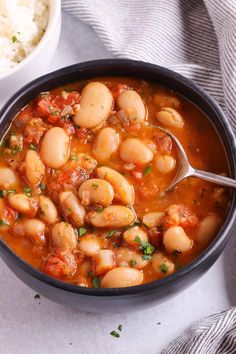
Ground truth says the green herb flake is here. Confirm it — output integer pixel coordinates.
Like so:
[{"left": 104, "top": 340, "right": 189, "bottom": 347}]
[
  {"left": 9, "top": 129, "right": 15, "bottom": 136},
  {"left": 130, "top": 260, "right": 137, "bottom": 267},
  {"left": 11, "top": 35, "right": 17, "bottom": 43},
  {"left": 96, "top": 206, "right": 104, "bottom": 213},
  {"left": 78, "top": 227, "right": 87, "bottom": 237},
  {"left": 143, "top": 166, "right": 152, "bottom": 176},
  {"left": 69, "top": 154, "right": 78, "bottom": 161},
  {"left": 160, "top": 263, "right": 169, "bottom": 274},
  {"left": 135, "top": 236, "right": 155, "bottom": 258},
  {"left": 92, "top": 183, "right": 99, "bottom": 190},
  {"left": 106, "top": 229, "right": 117, "bottom": 238},
  {"left": 0, "top": 219, "right": 9, "bottom": 226},
  {"left": 118, "top": 324, "right": 122, "bottom": 332},
  {"left": 92, "top": 277, "right": 100, "bottom": 288},
  {"left": 143, "top": 255, "right": 152, "bottom": 261},
  {"left": 11, "top": 146, "right": 21, "bottom": 154},
  {"left": 29, "top": 144, "right": 37, "bottom": 150},
  {"left": 51, "top": 110, "right": 59, "bottom": 116},
  {"left": 0, "top": 190, "right": 4, "bottom": 198},
  {"left": 110, "top": 331, "right": 120, "bottom": 338},
  {"left": 40, "top": 183, "right": 46, "bottom": 191},
  {"left": 23, "top": 186, "right": 31, "bottom": 197}
]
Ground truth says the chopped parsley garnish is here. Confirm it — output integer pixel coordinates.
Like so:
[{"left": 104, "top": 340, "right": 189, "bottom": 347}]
[
  {"left": 0, "top": 219, "right": 9, "bottom": 226},
  {"left": 96, "top": 206, "right": 104, "bottom": 213},
  {"left": 143, "top": 166, "right": 152, "bottom": 176},
  {"left": 92, "top": 277, "right": 100, "bottom": 288},
  {"left": 160, "top": 263, "right": 169, "bottom": 274},
  {"left": 11, "top": 35, "right": 17, "bottom": 43},
  {"left": 69, "top": 153, "right": 77, "bottom": 161},
  {"left": 130, "top": 260, "right": 137, "bottom": 267},
  {"left": 40, "top": 183, "right": 46, "bottom": 191},
  {"left": 118, "top": 324, "right": 122, "bottom": 332},
  {"left": 29, "top": 144, "right": 37, "bottom": 150},
  {"left": 110, "top": 331, "right": 120, "bottom": 338},
  {"left": 143, "top": 255, "right": 152, "bottom": 261},
  {"left": 51, "top": 110, "right": 59, "bottom": 116},
  {"left": 125, "top": 219, "right": 142, "bottom": 229},
  {"left": 11, "top": 146, "right": 21, "bottom": 154},
  {"left": 92, "top": 183, "right": 99, "bottom": 190},
  {"left": 106, "top": 229, "right": 117, "bottom": 238},
  {"left": 23, "top": 186, "right": 31, "bottom": 197},
  {"left": 77, "top": 227, "right": 87, "bottom": 237},
  {"left": 135, "top": 236, "right": 155, "bottom": 258},
  {"left": 0, "top": 190, "right": 4, "bottom": 198}
]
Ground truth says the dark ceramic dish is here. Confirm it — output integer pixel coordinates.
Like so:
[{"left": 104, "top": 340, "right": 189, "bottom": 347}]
[{"left": 0, "top": 59, "right": 236, "bottom": 313}]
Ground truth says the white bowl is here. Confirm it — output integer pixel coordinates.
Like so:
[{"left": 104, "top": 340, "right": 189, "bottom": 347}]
[{"left": 0, "top": 0, "right": 61, "bottom": 106}]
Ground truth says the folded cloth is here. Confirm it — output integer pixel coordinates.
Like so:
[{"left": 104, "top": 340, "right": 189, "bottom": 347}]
[
  {"left": 62, "top": 1, "right": 236, "bottom": 352},
  {"left": 160, "top": 307, "right": 236, "bottom": 354},
  {"left": 62, "top": 0, "right": 236, "bottom": 131}
]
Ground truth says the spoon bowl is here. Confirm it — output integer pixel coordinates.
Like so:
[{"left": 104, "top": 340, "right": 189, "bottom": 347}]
[{"left": 148, "top": 124, "right": 236, "bottom": 191}]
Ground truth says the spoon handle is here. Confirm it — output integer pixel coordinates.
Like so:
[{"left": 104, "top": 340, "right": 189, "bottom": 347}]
[{"left": 193, "top": 169, "right": 236, "bottom": 188}]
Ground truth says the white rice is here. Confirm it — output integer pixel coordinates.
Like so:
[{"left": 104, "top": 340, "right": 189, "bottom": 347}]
[{"left": 0, "top": 0, "right": 49, "bottom": 75}]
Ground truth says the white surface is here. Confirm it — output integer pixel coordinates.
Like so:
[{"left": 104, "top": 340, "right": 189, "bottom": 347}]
[{"left": 1, "top": 11, "right": 236, "bottom": 354}]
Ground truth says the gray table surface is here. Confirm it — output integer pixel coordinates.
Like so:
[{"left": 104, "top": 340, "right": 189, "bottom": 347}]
[{"left": 1, "top": 11, "right": 236, "bottom": 354}]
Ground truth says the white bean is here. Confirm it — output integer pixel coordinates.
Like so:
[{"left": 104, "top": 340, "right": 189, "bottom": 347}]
[
  {"left": 8, "top": 193, "right": 38, "bottom": 216},
  {"left": 163, "top": 226, "right": 192, "bottom": 253},
  {"left": 197, "top": 214, "right": 221, "bottom": 245},
  {"left": 78, "top": 234, "right": 101, "bottom": 257},
  {"left": 119, "top": 138, "right": 153, "bottom": 165},
  {"left": 0, "top": 168, "right": 17, "bottom": 188},
  {"left": 117, "top": 89, "right": 146, "bottom": 123},
  {"left": 40, "top": 127, "right": 70, "bottom": 168},
  {"left": 94, "top": 250, "right": 116, "bottom": 275},
  {"left": 97, "top": 166, "right": 134, "bottom": 205},
  {"left": 124, "top": 226, "right": 148, "bottom": 247},
  {"left": 78, "top": 178, "right": 114, "bottom": 206},
  {"left": 101, "top": 267, "right": 143, "bottom": 288},
  {"left": 143, "top": 212, "right": 164, "bottom": 228},
  {"left": 155, "top": 155, "right": 176, "bottom": 174},
  {"left": 156, "top": 107, "right": 184, "bottom": 128},
  {"left": 59, "top": 191, "right": 85, "bottom": 227},
  {"left": 115, "top": 247, "right": 149, "bottom": 269},
  {"left": 51, "top": 222, "right": 77, "bottom": 251},
  {"left": 153, "top": 93, "right": 181, "bottom": 109},
  {"left": 25, "top": 150, "right": 45, "bottom": 185},
  {"left": 39, "top": 196, "right": 58, "bottom": 224},
  {"left": 88, "top": 205, "right": 136, "bottom": 228},
  {"left": 73, "top": 82, "right": 113, "bottom": 128},
  {"left": 151, "top": 252, "right": 175, "bottom": 276},
  {"left": 23, "top": 218, "right": 46, "bottom": 245},
  {"left": 92, "top": 127, "right": 120, "bottom": 161}
]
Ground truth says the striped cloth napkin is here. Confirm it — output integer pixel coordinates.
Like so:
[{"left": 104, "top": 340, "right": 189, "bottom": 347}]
[{"left": 62, "top": 1, "right": 236, "bottom": 353}]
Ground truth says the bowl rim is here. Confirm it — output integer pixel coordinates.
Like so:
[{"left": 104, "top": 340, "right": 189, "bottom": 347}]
[
  {"left": 0, "top": 0, "right": 61, "bottom": 80},
  {"left": 0, "top": 58, "right": 236, "bottom": 297}
]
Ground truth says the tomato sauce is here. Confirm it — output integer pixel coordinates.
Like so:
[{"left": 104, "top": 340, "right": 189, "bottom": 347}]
[{"left": 0, "top": 77, "right": 230, "bottom": 288}]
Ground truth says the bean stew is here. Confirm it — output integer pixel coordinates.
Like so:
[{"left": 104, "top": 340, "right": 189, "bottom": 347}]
[{"left": 0, "top": 78, "right": 230, "bottom": 288}]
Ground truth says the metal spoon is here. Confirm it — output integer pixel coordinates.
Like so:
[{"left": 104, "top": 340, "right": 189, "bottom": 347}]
[{"left": 149, "top": 124, "right": 236, "bottom": 191}]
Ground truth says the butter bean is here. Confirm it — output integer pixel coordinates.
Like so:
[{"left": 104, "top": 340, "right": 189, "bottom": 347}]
[
  {"left": 92, "top": 127, "right": 120, "bottom": 161},
  {"left": 117, "top": 89, "right": 146, "bottom": 123},
  {"left": 25, "top": 150, "right": 45, "bottom": 185},
  {"left": 59, "top": 191, "right": 85, "bottom": 227},
  {"left": 156, "top": 107, "right": 184, "bottom": 128},
  {"left": 39, "top": 196, "right": 58, "bottom": 224},
  {"left": 52, "top": 222, "right": 77, "bottom": 251},
  {"left": 88, "top": 205, "right": 136, "bottom": 228},
  {"left": 73, "top": 82, "right": 113, "bottom": 128},
  {"left": 163, "top": 226, "right": 192, "bottom": 253},
  {"left": 40, "top": 127, "right": 70, "bottom": 168},
  {"left": 78, "top": 178, "right": 114, "bottom": 206},
  {"left": 101, "top": 267, "right": 143, "bottom": 288},
  {"left": 119, "top": 138, "right": 153, "bottom": 165},
  {"left": 97, "top": 166, "right": 134, "bottom": 205}
]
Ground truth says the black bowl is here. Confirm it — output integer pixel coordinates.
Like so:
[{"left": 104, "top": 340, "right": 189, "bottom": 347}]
[{"left": 0, "top": 59, "right": 236, "bottom": 313}]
